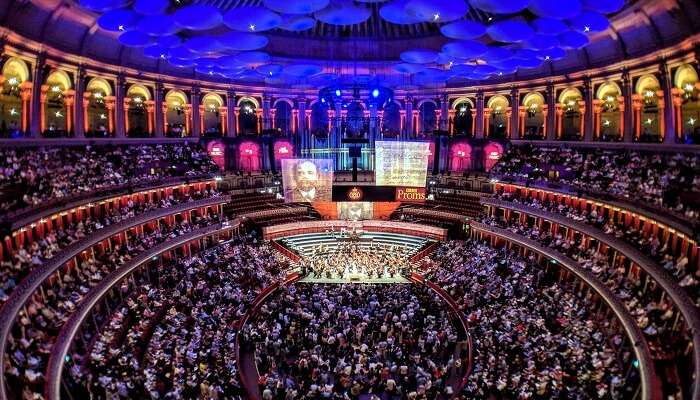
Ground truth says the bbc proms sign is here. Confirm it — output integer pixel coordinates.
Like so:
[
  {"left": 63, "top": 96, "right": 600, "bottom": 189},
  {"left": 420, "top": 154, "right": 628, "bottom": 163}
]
[{"left": 395, "top": 187, "right": 426, "bottom": 203}]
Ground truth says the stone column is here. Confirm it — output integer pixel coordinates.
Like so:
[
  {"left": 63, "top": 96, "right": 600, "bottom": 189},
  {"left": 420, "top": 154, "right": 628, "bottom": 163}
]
[
  {"left": 64, "top": 90, "right": 75, "bottom": 135},
  {"left": 510, "top": 87, "right": 520, "bottom": 139},
  {"left": 297, "top": 97, "right": 306, "bottom": 151},
  {"left": 105, "top": 96, "right": 116, "bottom": 136},
  {"left": 440, "top": 93, "right": 448, "bottom": 131},
  {"left": 115, "top": 74, "right": 126, "bottom": 137},
  {"left": 74, "top": 67, "right": 86, "bottom": 137},
  {"left": 659, "top": 61, "right": 676, "bottom": 144},
  {"left": 154, "top": 82, "right": 165, "bottom": 137},
  {"left": 262, "top": 94, "right": 271, "bottom": 130},
  {"left": 546, "top": 82, "right": 556, "bottom": 140},
  {"left": 621, "top": 69, "right": 634, "bottom": 142},
  {"left": 227, "top": 91, "right": 236, "bottom": 137},
  {"left": 191, "top": 87, "right": 201, "bottom": 137},
  {"left": 123, "top": 98, "right": 131, "bottom": 136},
  {"left": 583, "top": 77, "right": 594, "bottom": 142},
  {"left": 404, "top": 96, "right": 413, "bottom": 140},
  {"left": 20, "top": 83, "right": 32, "bottom": 134},
  {"left": 475, "top": 90, "right": 484, "bottom": 138},
  {"left": 146, "top": 101, "right": 155, "bottom": 135},
  {"left": 29, "top": 52, "right": 46, "bottom": 137}
]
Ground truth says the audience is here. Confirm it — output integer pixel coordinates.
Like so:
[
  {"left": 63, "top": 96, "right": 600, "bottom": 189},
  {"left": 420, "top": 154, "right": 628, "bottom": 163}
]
[
  {"left": 491, "top": 145, "right": 700, "bottom": 222},
  {"left": 0, "top": 143, "right": 219, "bottom": 213}
]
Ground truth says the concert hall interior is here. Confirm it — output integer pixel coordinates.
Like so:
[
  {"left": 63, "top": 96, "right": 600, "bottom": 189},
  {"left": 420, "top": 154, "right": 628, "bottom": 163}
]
[{"left": 1, "top": 0, "right": 700, "bottom": 399}]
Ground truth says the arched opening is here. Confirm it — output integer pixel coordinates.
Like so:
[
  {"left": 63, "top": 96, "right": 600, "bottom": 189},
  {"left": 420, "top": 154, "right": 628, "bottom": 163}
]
[
  {"left": 675, "top": 64, "right": 700, "bottom": 143},
  {"left": 597, "top": 83, "right": 622, "bottom": 141},
  {"left": 238, "top": 99, "right": 258, "bottom": 135},
  {"left": 486, "top": 95, "right": 508, "bottom": 138},
  {"left": 635, "top": 75, "right": 661, "bottom": 142},
  {"left": 483, "top": 141, "right": 504, "bottom": 171},
  {"left": 273, "top": 140, "right": 294, "bottom": 170},
  {"left": 453, "top": 100, "right": 473, "bottom": 137},
  {"left": 1, "top": 57, "right": 29, "bottom": 137},
  {"left": 165, "top": 90, "right": 188, "bottom": 137},
  {"left": 310, "top": 101, "right": 329, "bottom": 138},
  {"left": 44, "top": 70, "right": 71, "bottom": 137},
  {"left": 418, "top": 101, "right": 436, "bottom": 136},
  {"left": 202, "top": 93, "right": 224, "bottom": 136},
  {"left": 449, "top": 142, "right": 472, "bottom": 173},
  {"left": 559, "top": 88, "right": 583, "bottom": 140},
  {"left": 522, "top": 92, "right": 545, "bottom": 139},
  {"left": 274, "top": 100, "right": 292, "bottom": 135},
  {"left": 126, "top": 84, "right": 150, "bottom": 137},
  {"left": 382, "top": 102, "right": 401, "bottom": 138},
  {"left": 86, "top": 77, "right": 112, "bottom": 137},
  {"left": 239, "top": 141, "right": 261, "bottom": 172}
]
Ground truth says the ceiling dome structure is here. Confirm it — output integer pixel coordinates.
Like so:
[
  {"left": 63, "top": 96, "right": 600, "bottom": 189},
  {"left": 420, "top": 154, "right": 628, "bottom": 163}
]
[{"left": 0, "top": 0, "right": 697, "bottom": 88}]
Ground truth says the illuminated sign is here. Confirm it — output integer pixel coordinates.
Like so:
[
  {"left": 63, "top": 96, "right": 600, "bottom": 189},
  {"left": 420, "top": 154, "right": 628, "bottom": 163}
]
[
  {"left": 395, "top": 187, "right": 426, "bottom": 203},
  {"left": 347, "top": 187, "right": 363, "bottom": 201}
]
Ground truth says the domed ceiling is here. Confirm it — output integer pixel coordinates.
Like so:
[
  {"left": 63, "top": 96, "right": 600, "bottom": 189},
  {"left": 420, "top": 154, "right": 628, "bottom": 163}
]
[{"left": 1, "top": 0, "right": 697, "bottom": 88}]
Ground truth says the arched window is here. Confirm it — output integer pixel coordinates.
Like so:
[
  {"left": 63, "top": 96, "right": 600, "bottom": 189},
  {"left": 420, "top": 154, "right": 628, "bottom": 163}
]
[
  {"left": 522, "top": 92, "right": 545, "bottom": 139},
  {"left": 86, "top": 78, "right": 112, "bottom": 137},
  {"left": 44, "top": 71, "right": 72, "bottom": 137},
  {"left": 382, "top": 102, "right": 401, "bottom": 138},
  {"left": 596, "top": 82, "right": 622, "bottom": 141},
  {"left": 635, "top": 76, "right": 660, "bottom": 142},
  {"left": 486, "top": 95, "right": 508, "bottom": 138},
  {"left": 453, "top": 100, "right": 473, "bottom": 137},
  {"left": 310, "top": 101, "right": 329, "bottom": 138},
  {"left": 126, "top": 84, "right": 150, "bottom": 137},
  {"left": 202, "top": 93, "right": 224, "bottom": 136},
  {"left": 559, "top": 88, "right": 583, "bottom": 140},
  {"left": 675, "top": 64, "right": 700, "bottom": 143},
  {"left": 165, "top": 90, "right": 188, "bottom": 137},
  {"left": 274, "top": 100, "right": 292, "bottom": 135},
  {"left": 238, "top": 99, "right": 258, "bottom": 135},
  {"left": 418, "top": 101, "right": 436, "bottom": 136},
  {"left": 1, "top": 57, "right": 29, "bottom": 138}
]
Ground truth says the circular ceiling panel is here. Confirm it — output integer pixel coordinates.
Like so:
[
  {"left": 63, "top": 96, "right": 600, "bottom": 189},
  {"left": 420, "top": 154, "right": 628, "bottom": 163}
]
[
  {"left": 558, "top": 30, "right": 589, "bottom": 49},
  {"left": 405, "top": 0, "right": 469, "bottom": 23},
  {"left": 537, "top": 47, "right": 567, "bottom": 60},
  {"left": 530, "top": 17, "right": 569, "bottom": 35},
  {"left": 487, "top": 19, "right": 534, "bottom": 43},
  {"left": 167, "top": 46, "right": 199, "bottom": 60},
  {"left": 137, "top": 15, "right": 180, "bottom": 36},
  {"left": 529, "top": 0, "right": 582, "bottom": 19},
  {"left": 142, "top": 45, "right": 167, "bottom": 59},
  {"left": 279, "top": 15, "right": 317, "bottom": 31},
  {"left": 469, "top": 0, "right": 528, "bottom": 14},
  {"left": 119, "top": 30, "right": 153, "bottom": 47},
  {"left": 480, "top": 47, "right": 513, "bottom": 63},
  {"left": 156, "top": 35, "right": 182, "bottom": 48},
  {"left": 450, "top": 63, "right": 475, "bottom": 75},
  {"left": 217, "top": 32, "right": 269, "bottom": 51},
  {"left": 524, "top": 34, "right": 559, "bottom": 50},
  {"left": 223, "top": 7, "right": 282, "bottom": 32},
  {"left": 235, "top": 51, "right": 271, "bottom": 66},
  {"left": 441, "top": 40, "right": 488, "bottom": 59},
  {"left": 284, "top": 63, "right": 323, "bottom": 76},
  {"left": 379, "top": 0, "right": 424, "bottom": 24},
  {"left": 256, "top": 63, "right": 284, "bottom": 76},
  {"left": 568, "top": 11, "right": 610, "bottom": 32},
  {"left": 315, "top": 4, "right": 372, "bottom": 25},
  {"left": 263, "top": 0, "right": 330, "bottom": 15},
  {"left": 97, "top": 9, "right": 140, "bottom": 32},
  {"left": 581, "top": 0, "right": 624, "bottom": 14},
  {"left": 440, "top": 20, "right": 486, "bottom": 40},
  {"left": 133, "top": 0, "right": 169, "bottom": 15},
  {"left": 400, "top": 49, "right": 439, "bottom": 64},
  {"left": 79, "top": 0, "right": 130, "bottom": 12},
  {"left": 174, "top": 5, "right": 223, "bottom": 31},
  {"left": 393, "top": 63, "right": 427, "bottom": 74},
  {"left": 182, "top": 36, "right": 226, "bottom": 54}
]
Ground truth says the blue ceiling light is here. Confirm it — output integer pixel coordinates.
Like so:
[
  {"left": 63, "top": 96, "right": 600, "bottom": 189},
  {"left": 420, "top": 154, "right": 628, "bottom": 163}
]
[
  {"left": 335, "top": 89, "right": 342, "bottom": 96},
  {"left": 183, "top": 36, "right": 226, "bottom": 55},
  {"left": 217, "top": 32, "right": 269, "bottom": 51},
  {"left": 405, "top": 0, "right": 469, "bottom": 22},
  {"left": 480, "top": 47, "right": 514, "bottom": 64},
  {"left": 167, "top": 46, "right": 199, "bottom": 60},
  {"left": 487, "top": 19, "right": 535, "bottom": 43},
  {"left": 279, "top": 16, "right": 316, "bottom": 31},
  {"left": 529, "top": 0, "right": 582, "bottom": 19},
  {"left": 235, "top": 51, "right": 272, "bottom": 66},
  {"left": 79, "top": 0, "right": 130, "bottom": 12},
  {"left": 223, "top": 7, "right": 282, "bottom": 32},
  {"left": 256, "top": 64, "right": 284, "bottom": 76},
  {"left": 441, "top": 40, "right": 489, "bottom": 59},
  {"left": 167, "top": 58, "right": 196, "bottom": 68},
  {"left": 133, "top": 0, "right": 169, "bottom": 15},
  {"left": 440, "top": 20, "right": 487, "bottom": 40},
  {"left": 530, "top": 17, "right": 569, "bottom": 35},
  {"left": 372, "top": 88, "right": 380, "bottom": 98},
  {"left": 173, "top": 5, "right": 223, "bottom": 31},
  {"left": 435, "top": 52, "right": 456, "bottom": 65},
  {"left": 137, "top": 15, "right": 180, "bottom": 36},
  {"left": 537, "top": 47, "right": 567, "bottom": 60},
  {"left": 558, "top": 30, "right": 589, "bottom": 49},
  {"left": 142, "top": 45, "right": 168, "bottom": 59},
  {"left": 400, "top": 49, "right": 440, "bottom": 64},
  {"left": 469, "top": 0, "right": 528, "bottom": 14},
  {"left": 118, "top": 30, "right": 153, "bottom": 47},
  {"left": 97, "top": 9, "right": 140, "bottom": 32},
  {"left": 283, "top": 64, "right": 323, "bottom": 77},
  {"left": 581, "top": 0, "right": 624, "bottom": 14},
  {"left": 263, "top": 0, "right": 330, "bottom": 15},
  {"left": 379, "top": 0, "right": 424, "bottom": 24},
  {"left": 568, "top": 11, "right": 610, "bottom": 32},
  {"left": 315, "top": 4, "right": 372, "bottom": 25}
]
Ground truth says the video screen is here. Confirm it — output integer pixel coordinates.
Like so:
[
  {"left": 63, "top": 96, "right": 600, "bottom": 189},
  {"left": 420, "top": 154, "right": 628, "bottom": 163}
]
[
  {"left": 281, "top": 159, "right": 334, "bottom": 203},
  {"left": 374, "top": 141, "right": 430, "bottom": 186},
  {"left": 337, "top": 202, "right": 373, "bottom": 221}
]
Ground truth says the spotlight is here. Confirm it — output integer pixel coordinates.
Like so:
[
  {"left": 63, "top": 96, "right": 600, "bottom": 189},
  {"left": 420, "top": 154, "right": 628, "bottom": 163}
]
[
  {"left": 335, "top": 89, "right": 341, "bottom": 96},
  {"left": 371, "top": 88, "right": 380, "bottom": 98}
]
